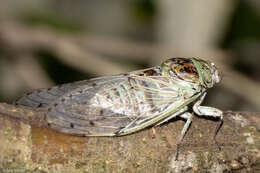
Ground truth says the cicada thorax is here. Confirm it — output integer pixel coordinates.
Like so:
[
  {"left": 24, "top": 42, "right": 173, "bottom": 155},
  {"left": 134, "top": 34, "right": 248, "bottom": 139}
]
[{"left": 161, "top": 58, "right": 200, "bottom": 84}]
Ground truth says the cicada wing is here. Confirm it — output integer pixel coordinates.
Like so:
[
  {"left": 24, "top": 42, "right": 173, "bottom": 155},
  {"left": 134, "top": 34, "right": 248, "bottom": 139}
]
[
  {"left": 16, "top": 66, "right": 200, "bottom": 136},
  {"left": 45, "top": 72, "right": 197, "bottom": 136}
]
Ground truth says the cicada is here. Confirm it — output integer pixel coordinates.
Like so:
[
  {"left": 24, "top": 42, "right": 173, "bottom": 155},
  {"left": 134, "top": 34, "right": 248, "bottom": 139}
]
[{"left": 15, "top": 57, "right": 223, "bottom": 159}]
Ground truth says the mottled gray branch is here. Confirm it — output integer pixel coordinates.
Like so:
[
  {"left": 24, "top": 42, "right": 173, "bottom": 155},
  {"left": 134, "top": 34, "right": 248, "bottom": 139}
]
[{"left": 0, "top": 103, "right": 259, "bottom": 172}]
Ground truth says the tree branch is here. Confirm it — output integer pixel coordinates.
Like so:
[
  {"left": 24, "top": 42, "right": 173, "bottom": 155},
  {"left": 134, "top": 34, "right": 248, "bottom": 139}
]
[{"left": 0, "top": 103, "right": 259, "bottom": 172}]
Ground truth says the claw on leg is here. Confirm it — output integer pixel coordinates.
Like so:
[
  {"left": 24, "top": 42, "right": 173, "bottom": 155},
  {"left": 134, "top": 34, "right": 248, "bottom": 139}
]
[{"left": 214, "top": 118, "right": 223, "bottom": 151}]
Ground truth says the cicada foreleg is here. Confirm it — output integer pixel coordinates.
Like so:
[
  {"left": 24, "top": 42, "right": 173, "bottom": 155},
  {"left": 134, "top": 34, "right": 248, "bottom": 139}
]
[{"left": 192, "top": 92, "right": 223, "bottom": 150}]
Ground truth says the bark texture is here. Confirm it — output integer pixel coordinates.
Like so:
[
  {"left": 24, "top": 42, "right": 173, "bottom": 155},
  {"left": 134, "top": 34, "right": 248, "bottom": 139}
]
[{"left": 0, "top": 103, "right": 259, "bottom": 173}]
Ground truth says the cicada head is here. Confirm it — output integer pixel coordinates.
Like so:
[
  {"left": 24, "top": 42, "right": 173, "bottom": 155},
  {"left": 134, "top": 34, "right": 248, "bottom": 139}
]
[
  {"left": 191, "top": 58, "right": 221, "bottom": 88},
  {"left": 161, "top": 57, "right": 221, "bottom": 88}
]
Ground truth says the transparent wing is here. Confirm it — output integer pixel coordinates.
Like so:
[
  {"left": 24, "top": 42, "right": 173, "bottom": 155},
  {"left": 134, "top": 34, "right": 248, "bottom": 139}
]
[
  {"left": 15, "top": 67, "right": 200, "bottom": 136},
  {"left": 44, "top": 71, "right": 200, "bottom": 136}
]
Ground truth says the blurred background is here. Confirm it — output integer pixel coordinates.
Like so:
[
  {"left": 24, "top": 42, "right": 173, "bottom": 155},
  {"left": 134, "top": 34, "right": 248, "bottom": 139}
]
[{"left": 0, "top": 0, "right": 259, "bottom": 111}]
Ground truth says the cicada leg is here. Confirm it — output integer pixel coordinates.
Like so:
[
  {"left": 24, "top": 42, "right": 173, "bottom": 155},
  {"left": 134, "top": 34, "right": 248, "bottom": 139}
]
[
  {"left": 192, "top": 92, "right": 223, "bottom": 150},
  {"left": 175, "top": 112, "right": 193, "bottom": 160}
]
